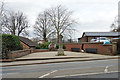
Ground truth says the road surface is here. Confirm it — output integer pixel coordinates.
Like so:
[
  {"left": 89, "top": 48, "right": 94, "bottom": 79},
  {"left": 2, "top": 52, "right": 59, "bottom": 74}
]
[
  {"left": 61, "top": 72, "right": 119, "bottom": 78},
  {"left": 1, "top": 59, "right": 119, "bottom": 78}
]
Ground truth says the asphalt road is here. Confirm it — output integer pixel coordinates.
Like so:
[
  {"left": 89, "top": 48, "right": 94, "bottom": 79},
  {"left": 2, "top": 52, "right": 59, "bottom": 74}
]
[
  {"left": 1, "top": 59, "right": 119, "bottom": 78},
  {"left": 61, "top": 72, "right": 119, "bottom": 78}
]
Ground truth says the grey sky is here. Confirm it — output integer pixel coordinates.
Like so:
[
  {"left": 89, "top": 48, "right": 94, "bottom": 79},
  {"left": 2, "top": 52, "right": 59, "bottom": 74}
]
[{"left": 2, "top": 0, "right": 119, "bottom": 39}]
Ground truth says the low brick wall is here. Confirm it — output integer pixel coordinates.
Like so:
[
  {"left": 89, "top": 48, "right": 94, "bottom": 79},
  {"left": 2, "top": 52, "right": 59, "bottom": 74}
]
[
  {"left": 118, "top": 39, "right": 120, "bottom": 53},
  {"left": 32, "top": 49, "right": 49, "bottom": 53},
  {"left": 9, "top": 49, "right": 31, "bottom": 59},
  {"left": 83, "top": 43, "right": 112, "bottom": 55},
  {"left": 8, "top": 49, "right": 49, "bottom": 59},
  {"left": 64, "top": 42, "right": 114, "bottom": 55},
  {"left": 65, "top": 43, "right": 82, "bottom": 51},
  {"left": 112, "top": 39, "right": 120, "bottom": 54}
]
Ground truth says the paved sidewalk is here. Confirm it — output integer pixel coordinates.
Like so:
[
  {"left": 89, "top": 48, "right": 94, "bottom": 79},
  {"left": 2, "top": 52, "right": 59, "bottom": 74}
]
[
  {"left": 1, "top": 51, "right": 119, "bottom": 67},
  {"left": 16, "top": 51, "right": 115, "bottom": 59}
]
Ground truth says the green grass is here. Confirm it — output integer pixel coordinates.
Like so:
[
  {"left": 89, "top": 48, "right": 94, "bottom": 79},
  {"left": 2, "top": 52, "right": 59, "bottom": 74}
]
[{"left": 56, "top": 53, "right": 66, "bottom": 56}]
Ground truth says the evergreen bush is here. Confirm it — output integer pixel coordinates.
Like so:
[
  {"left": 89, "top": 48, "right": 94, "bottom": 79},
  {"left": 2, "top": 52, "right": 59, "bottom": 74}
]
[{"left": 2, "top": 34, "right": 23, "bottom": 59}]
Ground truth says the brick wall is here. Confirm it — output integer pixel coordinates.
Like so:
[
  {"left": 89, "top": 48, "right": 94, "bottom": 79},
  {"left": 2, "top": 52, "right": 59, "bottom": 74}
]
[
  {"left": 20, "top": 41, "right": 30, "bottom": 49},
  {"left": 65, "top": 43, "right": 82, "bottom": 51},
  {"left": 81, "top": 37, "right": 87, "bottom": 42},
  {"left": 64, "top": 42, "right": 114, "bottom": 55},
  {"left": 118, "top": 39, "right": 120, "bottom": 54},
  {"left": 112, "top": 39, "right": 120, "bottom": 54},
  {"left": 32, "top": 49, "right": 49, "bottom": 53},
  {"left": 83, "top": 43, "right": 112, "bottom": 55},
  {"left": 9, "top": 49, "right": 31, "bottom": 59},
  {"left": 8, "top": 49, "right": 49, "bottom": 59}
]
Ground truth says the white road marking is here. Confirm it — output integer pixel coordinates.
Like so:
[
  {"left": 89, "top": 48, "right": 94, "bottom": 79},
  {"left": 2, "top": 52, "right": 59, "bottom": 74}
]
[
  {"left": 39, "top": 70, "right": 57, "bottom": 78},
  {"left": 104, "top": 66, "right": 109, "bottom": 73},
  {"left": 54, "top": 71, "right": 118, "bottom": 78},
  {"left": 2, "top": 72, "right": 20, "bottom": 75}
]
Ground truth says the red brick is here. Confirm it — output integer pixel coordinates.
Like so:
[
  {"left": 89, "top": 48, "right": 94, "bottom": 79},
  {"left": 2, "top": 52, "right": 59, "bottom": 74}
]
[{"left": 64, "top": 43, "right": 113, "bottom": 55}]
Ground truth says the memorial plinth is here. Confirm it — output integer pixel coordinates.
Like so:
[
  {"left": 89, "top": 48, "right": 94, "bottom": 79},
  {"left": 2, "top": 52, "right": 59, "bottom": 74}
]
[{"left": 57, "top": 35, "right": 65, "bottom": 56}]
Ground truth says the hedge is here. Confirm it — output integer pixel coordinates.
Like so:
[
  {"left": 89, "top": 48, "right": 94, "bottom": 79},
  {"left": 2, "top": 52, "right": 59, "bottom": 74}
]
[{"left": 2, "top": 34, "right": 23, "bottom": 59}]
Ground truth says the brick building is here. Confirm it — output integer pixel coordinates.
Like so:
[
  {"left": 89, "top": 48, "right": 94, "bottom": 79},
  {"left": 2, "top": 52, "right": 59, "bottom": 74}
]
[
  {"left": 19, "top": 37, "right": 37, "bottom": 49},
  {"left": 78, "top": 32, "right": 120, "bottom": 42}
]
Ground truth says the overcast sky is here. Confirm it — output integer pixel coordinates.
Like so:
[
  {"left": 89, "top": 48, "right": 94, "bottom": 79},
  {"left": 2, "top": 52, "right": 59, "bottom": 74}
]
[{"left": 2, "top": 0, "right": 120, "bottom": 39}]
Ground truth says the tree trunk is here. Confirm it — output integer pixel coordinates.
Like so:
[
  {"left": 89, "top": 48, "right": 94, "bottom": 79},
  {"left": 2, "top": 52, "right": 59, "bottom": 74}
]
[
  {"left": 43, "top": 32, "right": 47, "bottom": 42},
  {"left": 18, "top": 32, "right": 20, "bottom": 36},
  {"left": 57, "top": 32, "right": 59, "bottom": 43},
  {"left": 11, "top": 31, "right": 15, "bottom": 35},
  {"left": 44, "top": 37, "right": 47, "bottom": 42}
]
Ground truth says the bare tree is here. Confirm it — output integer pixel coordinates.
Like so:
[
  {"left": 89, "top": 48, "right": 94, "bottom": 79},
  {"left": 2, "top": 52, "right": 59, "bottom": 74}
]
[
  {"left": 31, "top": 37, "right": 40, "bottom": 44},
  {"left": 47, "top": 5, "right": 76, "bottom": 43},
  {"left": 0, "top": 2, "right": 5, "bottom": 34},
  {"left": 34, "top": 11, "right": 55, "bottom": 42},
  {"left": 110, "top": 16, "right": 120, "bottom": 32},
  {"left": 0, "top": 2, "right": 5, "bottom": 57},
  {"left": 0, "top": 2, "right": 4, "bottom": 18},
  {"left": 2, "top": 11, "right": 29, "bottom": 36}
]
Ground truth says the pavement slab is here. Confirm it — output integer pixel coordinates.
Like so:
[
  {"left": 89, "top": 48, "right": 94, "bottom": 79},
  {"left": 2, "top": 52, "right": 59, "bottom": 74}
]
[
  {"left": 1, "top": 51, "right": 119, "bottom": 67},
  {"left": 16, "top": 51, "right": 111, "bottom": 60}
]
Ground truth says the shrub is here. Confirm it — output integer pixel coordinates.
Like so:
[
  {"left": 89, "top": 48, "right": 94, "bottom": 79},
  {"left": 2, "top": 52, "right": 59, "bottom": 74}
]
[
  {"left": 2, "top": 34, "right": 23, "bottom": 59},
  {"left": 56, "top": 44, "right": 66, "bottom": 49},
  {"left": 57, "top": 53, "right": 66, "bottom": 56},
  {"left": 36, "top": 42, "right": 51, "bottom": 49}
]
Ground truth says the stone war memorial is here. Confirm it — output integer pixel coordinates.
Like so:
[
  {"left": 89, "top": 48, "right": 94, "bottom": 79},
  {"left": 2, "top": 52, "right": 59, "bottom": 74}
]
[{"left": 57, "top": 34, "right": 65, "bottom": 56}]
